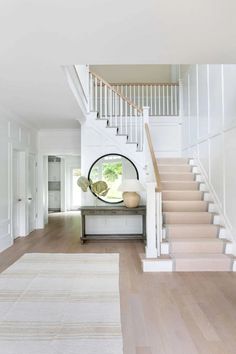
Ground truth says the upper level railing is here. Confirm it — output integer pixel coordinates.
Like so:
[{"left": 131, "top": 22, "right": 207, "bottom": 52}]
[
  {"left": 89, "top": 71, "right": 144, "bottom": 151},
  {"left": 111, "top": 83, "right": 179, "bottom": 116}
]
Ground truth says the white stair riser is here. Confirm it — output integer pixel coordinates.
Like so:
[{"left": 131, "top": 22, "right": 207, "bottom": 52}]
[
  {"left": 170, "top": 241, "right": 225, "bottom": 254},
  {"left": 159, "top": 165, "right": 192, "bottom": 173},
  {"left": 162, "top": 191, "right": 204, "bottom": 201},
  {"left": 160, "top": 173, "right": 195, "bottom": 181},
  {"left": 164, "top": 212, "right": 213, "bottom": 224},
  {"left": 162, "top": 182, "right": 200, "bottom": 191},
  {"left": 162, "top": 201, "right": 208, "bottom": 212},
  {"left": 166, "top": 225, "right": 220, "bottom": 238},
  {"left": 174, "top": 258, "right": 232, "bottom": 271},
  {"left": 158, "top": 158, "right": 189, "bottom": 165}
]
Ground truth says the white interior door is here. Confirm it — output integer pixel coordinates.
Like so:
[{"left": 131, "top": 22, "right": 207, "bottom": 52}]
[
  {"left": 12, "top": 150, "right": 20, "bottom": 239},
  {"left": 28, "top": 154, "right": 36, "bottom": 233}
]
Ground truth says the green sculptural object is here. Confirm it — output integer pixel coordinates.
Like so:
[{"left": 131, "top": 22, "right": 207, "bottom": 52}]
[{"left": 77, "top": 176, "right": 109, "bottom": 197}]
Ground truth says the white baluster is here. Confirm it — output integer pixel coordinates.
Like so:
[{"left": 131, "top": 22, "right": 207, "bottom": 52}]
[
  {"left": 154, "top": 85, "right": 157, "bottom": 116},
  {"left": 119, "top": 96, "right": 123, "bottom": 133},
  {"left": 138, "top": 85, "right": 140, "bottom": 110},
  {"left": 150, "top": 85, "right": 153, "bottom": 116},
  {"left": 162, "top": 85, "right": 165, "bottom": 116},
  {"left": 174, "top": 85, "right": 178, "bottom": 116},
  {"left": 133, "top": 85, "right": 135, "bottom": 112},
  {"left": 158, "top": 85, "right": 161, "bottom": 116},
  {"left": 166, "top": 85, "right": 169, "bottom": 116},
  {"left": 100, "top": 79, "right": 102, "bottom": 117},
  {"left": 95, "top": 76, "right": 98, "bottom": 112},
  {"left": 89, "top": 73, "right": 93, "bottom": 111},
  {"left": 109, "top": 88, "right": 112, "bottom": 124},
  {"left": 104, "top": 84, "right": 107, "bottom": 118},
  {"left": 129, "top": 85, "right": 132, "bottom": 116},
  {"left": 115, "top": 93, "right": 118, "bottom": 127},
  {"left": 170, "top": 85, "right": 173, "bottom": 116},
  {"left": 125, "top": 86, "right": 128, "bottom": 117},
  {"left": 135, "top": 109, "right": 138, "bottom": 144},
  {"left": 142, "top": 85, "right": 145, "bottom": 107},
  {"left": 145, "top": 85, "right": 148, "bottom": 107}
]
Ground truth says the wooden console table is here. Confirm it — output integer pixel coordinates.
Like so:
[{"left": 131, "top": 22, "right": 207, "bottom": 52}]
[{"left": 79, "top": 206, "right": 146, "bottom": 244}]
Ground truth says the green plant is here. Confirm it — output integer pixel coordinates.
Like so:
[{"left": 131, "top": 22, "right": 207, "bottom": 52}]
[{"left": 103, "top": 162, "right": 122, "bottom": 182}]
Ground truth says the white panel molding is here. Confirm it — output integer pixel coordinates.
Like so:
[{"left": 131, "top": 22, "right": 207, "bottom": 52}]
[
  {"left": 0, "top": 108, "right": 39, "bottom": 252},
  {"left": 182, "top": 64, "right": 236, "bottom": 253},
  {"left": 196, "top": 156, "right": 235, "bottom": 247}
]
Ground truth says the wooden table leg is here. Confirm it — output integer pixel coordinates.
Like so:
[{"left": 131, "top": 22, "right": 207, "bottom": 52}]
[
  {"left": 143, "top": 214, "right": 146, "bottom": 243},
  {"left": 80, "top": 214, "right": 86, "bottom": 244}
]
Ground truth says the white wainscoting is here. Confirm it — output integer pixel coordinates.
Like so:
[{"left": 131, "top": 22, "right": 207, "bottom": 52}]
[
  {"left": 0, "top": 106, "right": 37, "bottom": 252},
  {"left": 149, "top": 117, "right": 182, "bottom": 158},
  {"left": 181, "top": 64, "right": 236, "bottom": 246}
]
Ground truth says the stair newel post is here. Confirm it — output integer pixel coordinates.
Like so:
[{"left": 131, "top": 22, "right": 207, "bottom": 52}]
[
  {"left": 146, "top": 182, "right": 158, "bottom": 258},
  {"left": 143, "top": 106, "right": 158, "bottom": 258}
]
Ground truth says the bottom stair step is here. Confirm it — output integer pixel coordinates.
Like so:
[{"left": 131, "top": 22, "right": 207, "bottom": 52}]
[{"left": 172, "top": 253, "right": 233, "bottom": 271}]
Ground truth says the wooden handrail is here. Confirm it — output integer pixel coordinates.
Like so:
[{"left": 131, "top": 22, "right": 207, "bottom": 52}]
[
  {"left": 89, "top": 70, "right": 143, "bottom": 114},
  {"left": 111, "top": 82, "right": 179, "bottom": 87},
  {"left": 145, "top": 123, "right": 162, "bottom": 192}
]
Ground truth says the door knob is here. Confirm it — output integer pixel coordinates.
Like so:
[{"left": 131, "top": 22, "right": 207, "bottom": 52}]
[
  {"left": 18, "top": 198, "right": 22, "bottom": 202},
  {"left": 28, "top": 197, "right": 32, "bottom": 200}
]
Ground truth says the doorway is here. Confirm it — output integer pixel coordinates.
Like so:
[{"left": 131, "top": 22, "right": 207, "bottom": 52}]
[{"left": 48, "top": 156, "right": 61, "bottom": 213}]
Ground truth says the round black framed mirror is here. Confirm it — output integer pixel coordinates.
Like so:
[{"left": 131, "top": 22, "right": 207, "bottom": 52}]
[{"left": 88, "top": 154, "right": 139, "bottom": 204}]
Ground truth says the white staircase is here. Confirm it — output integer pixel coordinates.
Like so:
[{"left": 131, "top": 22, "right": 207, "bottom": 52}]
[
  {"left": 68, "top": 66, "right": 236, "bottom": 272},
  {"left": 142, "top": 158, "right": 235, "bottom": 272}
]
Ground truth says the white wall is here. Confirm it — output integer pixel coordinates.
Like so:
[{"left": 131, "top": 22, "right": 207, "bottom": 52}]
[
  {"left": 90, "top": 65, "right": 172, "bottom": 83},
  {"left": 64, "top": 156, "right": 81, "bottom": 210},
  {"left": 181, "top": 64, "right": 236, "bottom": 243},
  {"left": 38, "top": 129, "right": 81, "bottom": 155},
  {"left": 0, "top": 107, "right": 38, "bottom": 251},
  {"left": 150, "top": 117, "right": 181, "bottom": 158}
]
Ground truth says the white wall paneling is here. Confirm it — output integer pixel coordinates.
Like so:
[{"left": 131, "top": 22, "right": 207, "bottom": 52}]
[
  {"left": 0, "top": 107, "right": 38, "bottom": 252},
  {"left": 181, "top": 64, "right": 236, "bottom": 247},
  {"left": 198, "top": 65, "right": 209, "bottom": 139},
  {"left": 208, "top": 65, "right": 223, "bottom": 136},
  {"left": 149, "top": 117, "right": 182, "bottom": 158}
]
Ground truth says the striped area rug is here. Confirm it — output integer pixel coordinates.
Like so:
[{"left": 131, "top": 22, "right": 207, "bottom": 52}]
[{"left": 0, "top": 253, "right": 123, "bottom": 354}]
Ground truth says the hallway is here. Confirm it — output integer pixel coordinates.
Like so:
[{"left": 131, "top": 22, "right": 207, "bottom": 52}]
[{"left": 0, "top": 213, "right": 236, "bottom": 353}]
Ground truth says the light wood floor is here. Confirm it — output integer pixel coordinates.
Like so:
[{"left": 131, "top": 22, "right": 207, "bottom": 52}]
[{"left": 1, "top": 212, "right": 236, "bottom": 354}]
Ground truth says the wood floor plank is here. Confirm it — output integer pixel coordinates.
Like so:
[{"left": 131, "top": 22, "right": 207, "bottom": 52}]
[{"left": 1, "top": 212, "right": 236, "bottom": 354}]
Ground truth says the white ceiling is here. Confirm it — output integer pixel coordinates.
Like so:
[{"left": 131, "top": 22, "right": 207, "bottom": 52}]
[{"left": 0, "top": 0, "right": 235, "bottom": 129}]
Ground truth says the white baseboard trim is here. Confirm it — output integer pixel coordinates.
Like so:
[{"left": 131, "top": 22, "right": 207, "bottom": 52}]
[
  {"left": 0, "top": 234, "right": 13, "bottom": 252},
  {"left": 141, "top": 254, "right": 173, "bottom": 272}
]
